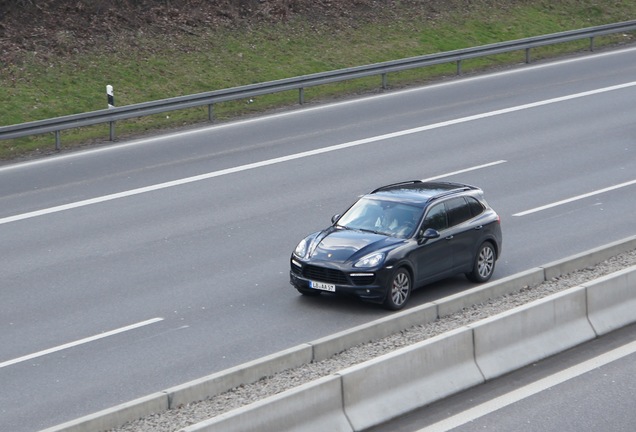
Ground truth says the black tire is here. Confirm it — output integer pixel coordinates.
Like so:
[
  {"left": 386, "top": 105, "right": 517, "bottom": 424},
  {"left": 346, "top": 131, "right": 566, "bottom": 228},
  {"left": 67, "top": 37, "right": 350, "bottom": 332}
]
[
  {"left": 466, "top": 241, "right": 496, "bottom": 283},
  {"left": 296, "top": 287, "right": 322, "bottom": 297},
  {"left": 383, "top": 267, "right": 411, "bottom": 310}
]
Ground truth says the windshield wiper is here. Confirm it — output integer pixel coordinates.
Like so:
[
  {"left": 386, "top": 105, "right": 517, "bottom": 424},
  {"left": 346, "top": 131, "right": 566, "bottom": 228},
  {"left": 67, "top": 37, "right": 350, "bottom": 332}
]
[{"left": 357, "top": 228, "right": 383, "bottom": 235}]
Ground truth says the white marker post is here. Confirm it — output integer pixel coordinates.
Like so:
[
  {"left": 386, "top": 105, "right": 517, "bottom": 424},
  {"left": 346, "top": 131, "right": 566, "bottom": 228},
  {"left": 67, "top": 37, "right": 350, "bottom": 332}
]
[
  {"left": 107, "top": 84, "right": 115, "bottom": 140},
  {"left": 107, "top": 85, "right": 114, "bottom": 108}
]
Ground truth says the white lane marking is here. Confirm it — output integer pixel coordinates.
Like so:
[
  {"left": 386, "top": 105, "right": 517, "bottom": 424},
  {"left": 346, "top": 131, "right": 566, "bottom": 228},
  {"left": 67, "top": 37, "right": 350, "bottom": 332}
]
[
  {"left": 423, "top": 160, "right": 506, "bottom": 181},
  {"left": 0, "top": 317, "right": 164, "bottom": 369},
  {"left": 0, "top": 159, "right": 505, "bottom": 227},
  {"left": 3, "top": 47, "right": 635, "bottom": 172},
  {"left": 513, "top": 179, "right": 636, "bottom": 217},
  {"left": 1, "top": 81, "right": 635, "bottom": 226},
  {"left": 417, "top": 339, "right": 636, "bottom": 432}
]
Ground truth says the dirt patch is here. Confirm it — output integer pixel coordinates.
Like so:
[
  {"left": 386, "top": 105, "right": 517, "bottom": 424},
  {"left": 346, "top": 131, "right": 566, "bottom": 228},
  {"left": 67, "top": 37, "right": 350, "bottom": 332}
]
[{"left": 0, "top": 0, "right": 517, "bottom": 65}]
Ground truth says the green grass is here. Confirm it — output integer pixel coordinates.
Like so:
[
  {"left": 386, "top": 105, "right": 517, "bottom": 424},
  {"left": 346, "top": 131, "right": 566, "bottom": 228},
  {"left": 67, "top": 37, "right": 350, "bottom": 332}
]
[{"left": 1, "top": 0, "right": 635, "bottom": 159}]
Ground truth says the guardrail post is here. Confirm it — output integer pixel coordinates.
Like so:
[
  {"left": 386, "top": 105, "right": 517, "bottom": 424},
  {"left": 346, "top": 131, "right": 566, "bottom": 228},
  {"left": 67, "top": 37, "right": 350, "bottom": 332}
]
[
  {"left": 590, "top": 36, "right": 595, "bottom": 52},
  {"left": 55, "top": 131, "right": 61, "bottom": 151},
  {"left": 109, "top": 122, "right": 116, "bottom": 141},
  {"left": 525, "top": 47, "right": 531, "bottom": 63},
  {"left": 381, "top": 73, "right": 387, "bottom": 89},
  {"left": 456, "top": 60, "right": 462, "bottom": 75},
  {"left": 299, "top": 88, "right": 305, "bottom": 105},
  {"left": 208, "top": 104, "right": 214, "bottom": 122}
]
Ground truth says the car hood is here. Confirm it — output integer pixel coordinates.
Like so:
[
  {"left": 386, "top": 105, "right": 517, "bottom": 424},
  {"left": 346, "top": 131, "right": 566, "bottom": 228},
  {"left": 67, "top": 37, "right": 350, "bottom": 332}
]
[{"left": 309, "top": 227, "right": 403, "bottom": 263}]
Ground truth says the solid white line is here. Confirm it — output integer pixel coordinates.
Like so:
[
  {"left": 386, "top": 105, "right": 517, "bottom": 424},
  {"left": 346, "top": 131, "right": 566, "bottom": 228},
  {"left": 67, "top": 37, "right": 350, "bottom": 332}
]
[
  {"left": 417, "top": 339, "right": 636, "bottom": 432},
  {"left": 423, "top": 160, "right": 506, "bottom": 181},
  {"left": 0, "top": 317, "right": 164, "bottom": 369},
  {"left": 2, "top": 81, "right": 635, "bottom": 226},
  {"left": 513, "top": 179, "right": 636, "bottom": 217},
  {"left": 3, "top": 46, "right": 635, "bottom": 173}
]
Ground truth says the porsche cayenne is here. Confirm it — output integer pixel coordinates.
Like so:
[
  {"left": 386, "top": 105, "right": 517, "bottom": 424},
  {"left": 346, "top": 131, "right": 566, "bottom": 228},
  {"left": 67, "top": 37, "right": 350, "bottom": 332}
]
[{"left": 289, "top": 180, "right": 502, "bottom": 310}]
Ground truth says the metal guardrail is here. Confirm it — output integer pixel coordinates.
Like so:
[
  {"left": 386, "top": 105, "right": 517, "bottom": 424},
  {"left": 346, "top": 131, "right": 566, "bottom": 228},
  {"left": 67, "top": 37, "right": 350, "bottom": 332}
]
[{"left": 2, "top": 20, "right": 636, "bottom": 150}]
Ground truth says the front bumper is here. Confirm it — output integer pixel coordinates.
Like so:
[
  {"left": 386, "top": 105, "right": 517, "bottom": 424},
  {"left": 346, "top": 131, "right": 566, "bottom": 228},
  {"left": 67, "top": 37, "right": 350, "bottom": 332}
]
[{"left": 289, "top": 257, "right": 389, "bottom": 303}]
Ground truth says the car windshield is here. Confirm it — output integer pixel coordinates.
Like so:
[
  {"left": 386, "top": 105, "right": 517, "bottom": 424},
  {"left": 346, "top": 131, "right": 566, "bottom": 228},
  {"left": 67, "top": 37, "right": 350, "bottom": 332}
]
[{"left": 336, "top": 198, "right": 423, "bottom": 238}]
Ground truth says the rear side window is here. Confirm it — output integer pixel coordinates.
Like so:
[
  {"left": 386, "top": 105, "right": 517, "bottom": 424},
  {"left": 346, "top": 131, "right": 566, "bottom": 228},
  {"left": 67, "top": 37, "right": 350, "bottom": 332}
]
[
  {"left": 466, "top": 196, "right": 485, "bottom": 217},
  {"left": 446, "top": 197, "right": 472, "bottom": 227}
]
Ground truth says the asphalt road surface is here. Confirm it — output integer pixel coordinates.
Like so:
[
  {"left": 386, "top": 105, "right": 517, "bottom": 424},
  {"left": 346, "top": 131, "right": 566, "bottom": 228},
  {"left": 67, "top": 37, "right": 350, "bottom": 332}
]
[{"left": 1, "top": 45, "right": 635, "bottom": 432}]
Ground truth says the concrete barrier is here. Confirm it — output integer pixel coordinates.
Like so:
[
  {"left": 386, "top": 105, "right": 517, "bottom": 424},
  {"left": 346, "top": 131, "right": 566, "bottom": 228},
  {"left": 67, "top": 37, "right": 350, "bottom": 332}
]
[
  {"left": 586, "top": 266, "right": 636, "bottom": 336},
  {"left": 311, "top": 303, "right": 437, "bottom": 361},
  {"left": 39, "top": 393, "right": 168, "bottom": 432},
  {"left": 470, "top": 286, "right": 597, "bottom": 380},
  {"left": 542, "top": 235, "right": 636, "bottom": 280},
  {"left": 340, "top": 327, "right": 483, "bottom": 431},
  {"left": 180, "top": 375, "right": 352, "bottom": 432},
  {"left": 435, "top": 268, "right": 545, "bottom": 318},
  {"left": 167, "top": 344, "right": 313, "bottom": 408}
]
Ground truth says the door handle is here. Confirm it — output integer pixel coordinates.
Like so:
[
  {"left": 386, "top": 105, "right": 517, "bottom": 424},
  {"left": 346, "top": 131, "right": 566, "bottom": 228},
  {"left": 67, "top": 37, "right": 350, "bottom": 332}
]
[
  {"left": 474, "top": 225, "right": 483, "bottom": 230},
  {"left": 445, "top": 235, "right": 454, "bottom": 240}
]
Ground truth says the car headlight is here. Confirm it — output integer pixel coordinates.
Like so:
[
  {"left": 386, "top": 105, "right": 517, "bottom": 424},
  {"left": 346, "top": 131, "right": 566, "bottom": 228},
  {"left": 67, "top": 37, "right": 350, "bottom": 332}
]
[
  {"left": 294, "top": 238, "right": 309, "bottom": 258},
  {"left": 354, "top": 252, "right": 385, "bottom": 268}
]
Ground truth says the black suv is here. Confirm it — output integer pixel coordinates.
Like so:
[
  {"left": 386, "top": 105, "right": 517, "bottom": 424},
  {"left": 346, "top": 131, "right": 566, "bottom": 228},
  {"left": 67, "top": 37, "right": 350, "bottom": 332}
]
[{"left": 290, "top": 181, "right": 502, "bottom": 310}]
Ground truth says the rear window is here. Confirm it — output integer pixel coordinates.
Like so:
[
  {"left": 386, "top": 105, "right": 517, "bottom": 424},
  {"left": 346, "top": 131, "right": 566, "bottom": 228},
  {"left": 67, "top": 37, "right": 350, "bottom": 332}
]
[
  {"left": 467, "top": 196, "right": 485, "bottom": 217},
  {"left": 446, "top": 197, "right": 472, "bottom": 227}
]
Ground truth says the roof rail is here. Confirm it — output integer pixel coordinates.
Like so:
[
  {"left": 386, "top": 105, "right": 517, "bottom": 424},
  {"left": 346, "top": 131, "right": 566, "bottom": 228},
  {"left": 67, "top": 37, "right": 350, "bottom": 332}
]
[
  {"left": 370, "top": 180, "right": 423, "bottom": 194},
  {"left": 426, "top": 185, "right": 479, "bottom": 202}
]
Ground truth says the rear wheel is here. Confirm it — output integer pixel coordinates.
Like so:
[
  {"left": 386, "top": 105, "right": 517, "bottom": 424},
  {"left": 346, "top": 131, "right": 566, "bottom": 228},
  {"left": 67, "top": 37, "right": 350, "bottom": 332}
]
[
  {"left": 383, "top": 267, "right": 411, "bottom": 310},
  {"left": 466, "top": 242, "right": 496, "bottom": 283}
]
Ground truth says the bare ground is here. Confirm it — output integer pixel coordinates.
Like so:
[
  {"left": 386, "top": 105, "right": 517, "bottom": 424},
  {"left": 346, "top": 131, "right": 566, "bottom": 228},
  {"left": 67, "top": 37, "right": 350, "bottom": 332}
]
[{"left": 0, "top": 0, "right": 520, "bottom": 65}]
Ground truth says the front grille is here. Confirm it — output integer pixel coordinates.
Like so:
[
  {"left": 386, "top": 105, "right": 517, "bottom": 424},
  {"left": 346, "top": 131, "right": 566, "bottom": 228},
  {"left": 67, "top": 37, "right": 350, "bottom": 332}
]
[{"left": 303, "top": 265, "right": 348, "bottom": 285}]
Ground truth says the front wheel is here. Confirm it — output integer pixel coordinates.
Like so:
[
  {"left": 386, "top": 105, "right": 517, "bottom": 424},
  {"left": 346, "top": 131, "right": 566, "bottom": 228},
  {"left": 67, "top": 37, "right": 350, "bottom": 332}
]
[
  {"left": 383, "top": 267, "right": 411, "bottom": 310},
  {"left": 466, "top": 242, "right": 496, "bottom": 283}
]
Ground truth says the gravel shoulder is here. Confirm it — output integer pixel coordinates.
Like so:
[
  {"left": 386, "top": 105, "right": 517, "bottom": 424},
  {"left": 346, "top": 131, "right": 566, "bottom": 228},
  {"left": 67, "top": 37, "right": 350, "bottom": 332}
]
[{"left": 109, "top": 248, "right": 636, "bottom": 432}]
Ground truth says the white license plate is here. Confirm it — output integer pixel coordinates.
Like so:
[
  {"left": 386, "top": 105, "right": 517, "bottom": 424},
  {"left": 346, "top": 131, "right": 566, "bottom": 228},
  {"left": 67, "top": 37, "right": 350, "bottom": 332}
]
[{"left": 310, "top": 281, "right": 336, "bottom": 292}]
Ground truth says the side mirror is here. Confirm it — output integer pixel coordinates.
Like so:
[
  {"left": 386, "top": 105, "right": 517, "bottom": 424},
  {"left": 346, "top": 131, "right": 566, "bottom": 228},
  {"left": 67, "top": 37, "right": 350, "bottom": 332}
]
[
  {"left": 418, "top": 228, "right": 440, "bottom": 244},
  {"left": 331, "top": 214, "right": 341, "bottom": 224}
]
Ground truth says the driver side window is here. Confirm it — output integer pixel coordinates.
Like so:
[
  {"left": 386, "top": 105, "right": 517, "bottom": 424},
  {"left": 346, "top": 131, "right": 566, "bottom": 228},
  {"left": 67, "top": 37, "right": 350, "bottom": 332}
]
[{"left": 422, "top": 203, "right": 447, "bottom": 231}]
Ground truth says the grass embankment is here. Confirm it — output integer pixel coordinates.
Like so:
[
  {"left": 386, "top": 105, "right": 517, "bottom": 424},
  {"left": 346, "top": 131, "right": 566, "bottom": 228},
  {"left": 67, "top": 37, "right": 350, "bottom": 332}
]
[{"left": 1, "top": 1, "right": 635, "bottom": 160}]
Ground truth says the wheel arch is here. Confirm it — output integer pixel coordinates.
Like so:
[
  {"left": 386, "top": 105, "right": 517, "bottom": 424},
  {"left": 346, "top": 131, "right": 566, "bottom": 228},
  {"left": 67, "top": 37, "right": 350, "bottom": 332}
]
[{"left": 476, "top": 236, "right": 499, "bottom": 261}]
